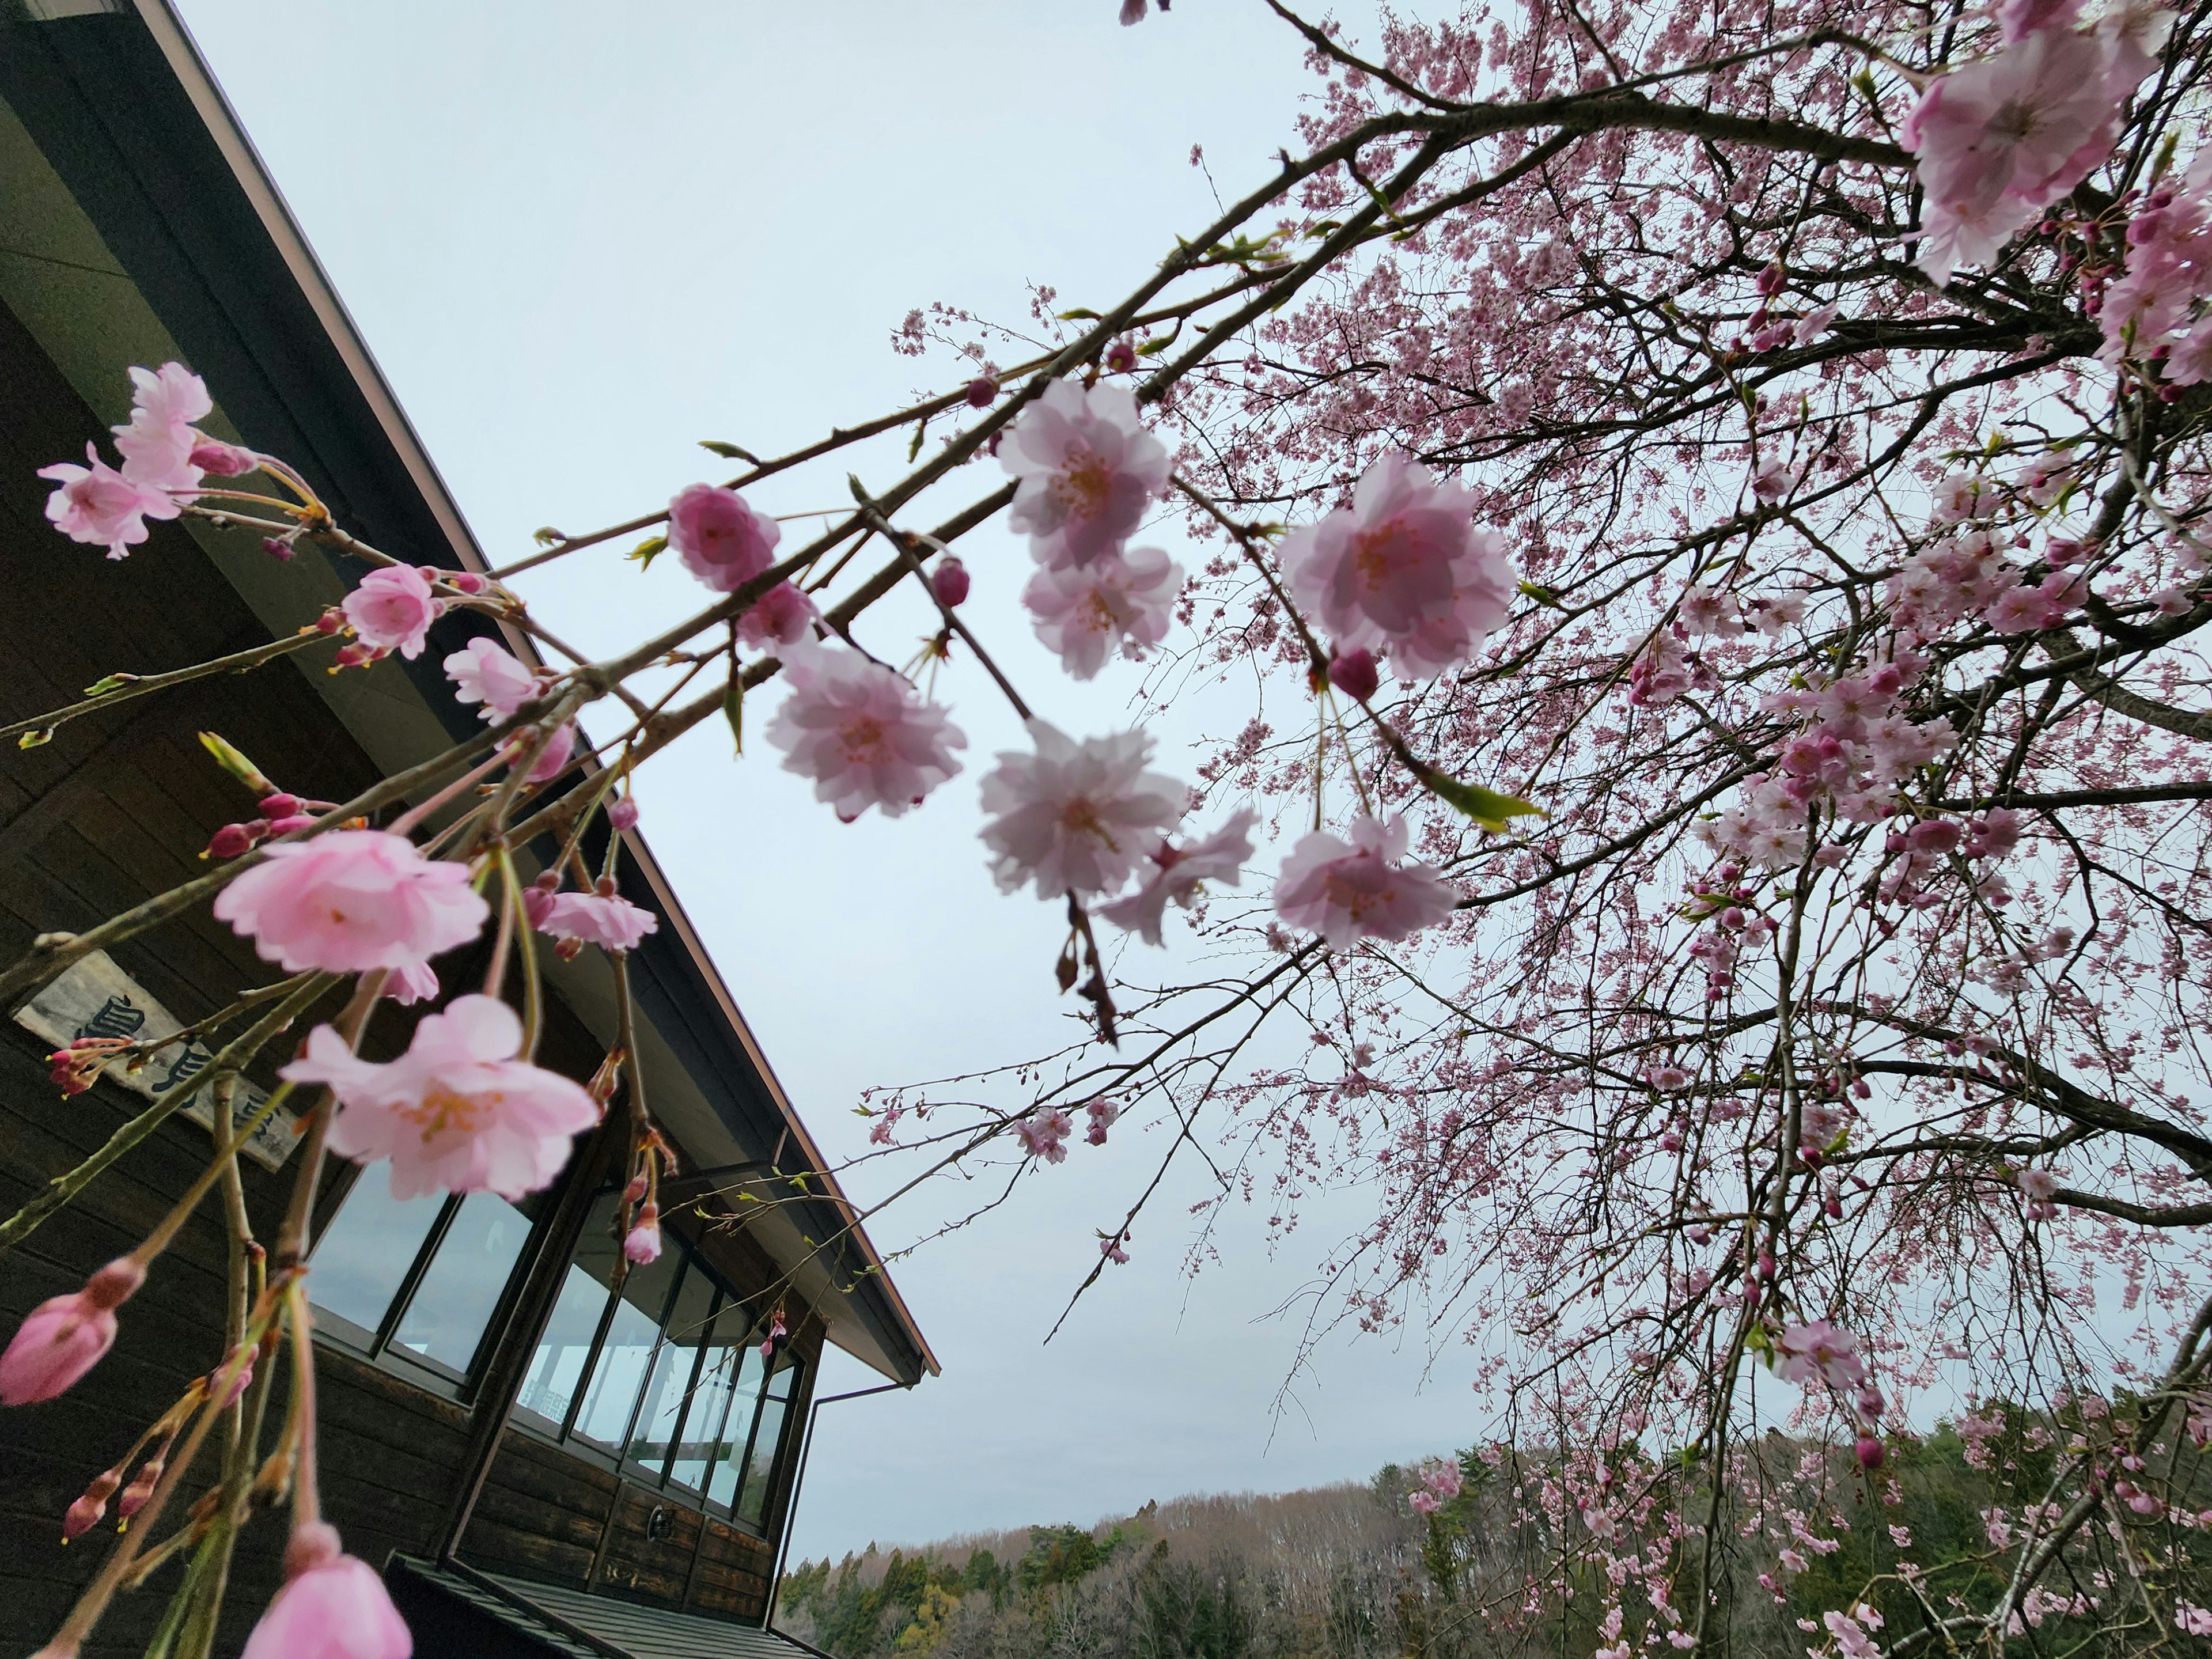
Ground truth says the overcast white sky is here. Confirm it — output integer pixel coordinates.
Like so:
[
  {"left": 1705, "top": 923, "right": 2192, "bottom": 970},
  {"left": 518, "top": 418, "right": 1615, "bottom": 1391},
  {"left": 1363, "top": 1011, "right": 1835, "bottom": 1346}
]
[{"left": 168, "top": 0, "right": 1497, "bottom": 1563}]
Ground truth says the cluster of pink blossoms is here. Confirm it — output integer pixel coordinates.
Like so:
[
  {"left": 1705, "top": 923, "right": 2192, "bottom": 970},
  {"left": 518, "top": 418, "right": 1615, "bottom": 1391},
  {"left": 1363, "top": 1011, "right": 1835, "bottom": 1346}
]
[
  {"left": 39, "top": 362, "right": 251, "bottom": 559},
  {"left": 1406, "top": 1457, "right": 1463, "bottom": 1516},
  {"left": 1886, "top": 494, "right": 2089, "bottom": 637},
  {"left": 2099, "top": 154, "right": 2212, "bottom": 377},
  {"left": 1904, "top": 1, "right": 2169, "bottom": 286},
  {"left": 666, "top": 479, "right": 820, "bottom": 646},
  {"left": 1001, "top": 380, "right": 1183, "bottom": 678}
]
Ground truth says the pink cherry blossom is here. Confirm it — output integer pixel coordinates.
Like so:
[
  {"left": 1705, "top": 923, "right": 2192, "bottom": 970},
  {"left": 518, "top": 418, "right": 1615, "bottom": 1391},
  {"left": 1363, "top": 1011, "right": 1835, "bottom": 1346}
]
[
  {"left": 1002, "top": 380, "right": 1169, "bottom": 567},
  {"left": 111, "top": 362, "right": 212, "bottom": 495},
  {"left": 343, "top": 566, "right": 445, "bottom": 660},
  {"left": 241, "top": 1525, "right": 411, "bottom": 1659},
  {"left": 1774, "top": 1320, "right": 1867, "bottom": 1391},
  {"left": 736, "top": 580, "right": 818, "bottom": 649},
  {"left": 764, "top": 642, "right": 966, "bottom": 821},
  {"left": 1023, "top": 544, "right": 1181, "bottom": 679},
  {"left": 1409, "top": 1489, "right": 1442, "bottom": 1516},
  {"left": 539, "top": 891, "right": 660, "bottom": 954},
  {"left": 0, "top": 1259, "right": 143, "bottom": 1406},
  {"left": 1274, "top": 815, "right": 1459, "bottom": 950},
  {"left": 1280, "top": 454, "right": 1515, "bottom": 677},
  {"left": 386, "top": 961, "right": 440, "bottom": 1007},
  {"left": 444, "top": 637, "right": 539, "bottom": 720},
  {"left": 518, "top": 722, "right": 578, "bottom": 785},
  {"left": 624, "top": 1203, "right": 662, "bottom": 1265},
  {"left": 978, "top": 721, "right": 1187, "bottom": 899},
  {"left": 282, "top": 994, "right": 599, "bottom": 1201},
  {"left": 39, "top": 444, "right": 179, "bottom": 559},
  {"left": 1012, "top": 1107, "right": 1072, "bottom": 1163},
  {"left": 1099, "top": 806, "right": 1257, "bottom": 945},
  {"left": 1084, "top": 1099, "right": 1121, "bottom": 1146},
  {"left": 213, "top": 830, "right": 488, "bottom": 974},
  {"left": 668, "top": 483, "right": 782, "bottom": 593}
]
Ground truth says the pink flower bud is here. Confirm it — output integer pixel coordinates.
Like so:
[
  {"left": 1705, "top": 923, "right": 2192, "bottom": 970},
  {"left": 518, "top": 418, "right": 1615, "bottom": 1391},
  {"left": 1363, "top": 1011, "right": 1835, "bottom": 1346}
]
[
  {"left": 930, "top": 557, "right": 971, "bottom": 608},
  {"left": 523, "top": 878, "right": 558, "bottom": 931},
  {"left": 117, "top": 1455, "right": 164, "bottom": 1519},
  {"left": 623, "top": 1171, "right": 649, "bottom": 1204},
  {"left": 334, "top": 644, "right": 373, "bottom": 669},
  {"left": 1104, "top": 339, "right": 1138, "bottom": 374},
  {"left": 1755, "top": 262, "right": 1785, "bottom": 297},
  {"left": 213, "top": 1349, "right": 256, "bottom": 1407},
  {"left": 316, "top": 609, "right": 344, "bottom": 634},
  {"left": 623, "top": 1205, "right": 662, "bottom": 1266},
  {"left": 262, "top": 537, "right": 297, "bottom": 562},
  {"left": 449, "top": 571, "right": 487, "bottom": 595},
  {"left": 267, "top": 815, "right": 316, "bottom": 836},
  {"left": 1, "top": 1259, "right": 145, "bottom": 1406},
  {"left": 188, "top": 438, "right": 257, "bottom": 476},
  {"left": 1855, "top": 1435, "right": 1885, "bottom": 1471},
  {"left": 1328, "top": 647, "right": 1380, "bottom": 702},
  {"left": 259, "top": 793, "right": 302, "bottom": 819},
  {"left": 608, "top": 797, "right": 641, "bottom": 833},
  {"left": 206, "top": 822, "right": 256, "bottom": 860},
  {"left": 964, "top": 376, "right": 998, "bottom": 408},
  {"left": 243, "top": 1525, "right": 411, "bottom": 1659},
  {"left": 63, "top": 1469, "right": 122, "bottom": 1541}
]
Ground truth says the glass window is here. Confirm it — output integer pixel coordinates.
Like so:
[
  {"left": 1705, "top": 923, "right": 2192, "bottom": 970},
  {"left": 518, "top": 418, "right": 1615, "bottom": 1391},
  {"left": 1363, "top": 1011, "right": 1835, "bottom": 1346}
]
[
  {"left": 736, "top": 1356, "right": 801, "bottom": 1527},
  {"left": 671, "top": 1304, "right": 749, "bottom": 1494},
  {"left": 305, "top": 1179, "right": 444, "bottom": 1339},
  {"left": 388, "top": 1191, "right": 532, "bottom": 1374},
  {"left": 570, "top": 1244, "right": 679, "bottom": 1450},
  {"left": 705, "top": 1345, "right": 767, "bottom": 1509},
  {"left": 625, "top": 1265, "right": 716, "bottom": 1475}
]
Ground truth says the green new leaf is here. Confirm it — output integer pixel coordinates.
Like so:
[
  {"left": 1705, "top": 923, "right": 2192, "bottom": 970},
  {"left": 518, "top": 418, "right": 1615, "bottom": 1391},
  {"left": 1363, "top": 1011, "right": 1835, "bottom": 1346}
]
[
  {"left": 531, "top": 526, "right": 564, "bottom": 547},
  {"left": 908, "top": 418, "right": 927, "bottom": 463},
  {"left": 198, "top": 730, "right": 275, "bottom": 796},
  {"left": 722, "top": 674, "right": 744, "bottom": 756},
  {"left": 82, "top": 673, "right": 139, "bottom": 698},
  {"left": 627, "top": 535, "right": 667, "bottom": 569},
  {"left": 1414, "top": 762, "right": 1543, "bottom": 833},
  {"left": 17, "top": 727, "right": 53, "bottom": 749},
  {"left": 1517, "top": 580, "right": 1561, "bottom": 608},
  {"left": 1135, "top": 336, "right": 1172, "bottom": 357},
  {"left": 699, "top": 439, "right": 760, "bottom": 463},
  {"left": 1055, "top": 307, "right": 1103, "bottom": 321}
]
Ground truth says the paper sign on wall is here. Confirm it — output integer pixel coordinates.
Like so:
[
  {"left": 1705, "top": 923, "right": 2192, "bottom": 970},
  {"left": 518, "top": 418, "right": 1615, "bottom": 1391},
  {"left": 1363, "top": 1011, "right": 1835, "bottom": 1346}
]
[{"left": 13, "top": 950, "right": 301, "bottom": 1170}]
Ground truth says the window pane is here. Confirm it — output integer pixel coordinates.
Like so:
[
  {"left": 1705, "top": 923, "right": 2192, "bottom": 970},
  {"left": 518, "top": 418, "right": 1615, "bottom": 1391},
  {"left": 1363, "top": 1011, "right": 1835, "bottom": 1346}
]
[
  {"left": 570, "top": 1245, "right": 679, "bottom": 1450},
  {"left": 671, "top": 1305, "right": 748, "bottom": 1494},
  {"left": 389, "top": 1190, "right": 532, "bottom": 1374},
  {"left": 625, "top": 1266, "right": 717, "bottom": 1476},
  {"left": 306, "top": 1178, "right": 444, "bottom": 1339},
  {"left": 516, "top": 1264, "right": 613, "bottom": 1430},
  {"left": 706, "top": 1345, "right": 767, "bottom": 1509},
  {"left": 736, "top": 1358, "right": 800, "bottom": 1527}
]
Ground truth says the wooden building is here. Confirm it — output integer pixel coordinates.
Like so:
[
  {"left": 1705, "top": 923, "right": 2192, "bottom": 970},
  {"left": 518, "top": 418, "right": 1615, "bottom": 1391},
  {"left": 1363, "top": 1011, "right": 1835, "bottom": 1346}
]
[{"left": 0, "top": 5, "right": 935, "bottom": 1655}]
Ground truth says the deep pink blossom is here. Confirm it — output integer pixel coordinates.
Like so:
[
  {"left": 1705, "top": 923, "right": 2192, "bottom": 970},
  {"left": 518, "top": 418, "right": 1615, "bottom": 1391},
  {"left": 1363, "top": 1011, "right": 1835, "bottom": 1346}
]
[
  {"left": 1279, "top": 454, "right": 1514, "bottom": 677},
  {"left": 241, "top": 1525, "right": 411, "bottom": 1659},
  {"left": 608, "top": 796, "right": 641, "bottom": 833},
  {"left": 0, "top": 1259, "right": 143, "bottom": 1406},
  {"left": 1099, "top": 807, "right": 1257, "bottom": 945},
  {"left": 39, "top": 444, "right": 178, "bottom": 559},
  {"left": 1002, "top": 381, "right": 1169, "bottom": 567},
  {"left": 764, "top": 643, "right": 965, "bottom": 821},
  {"left": 283, "top": 994, "right": 599, "bottom": 1201},
  {"left": 1328, "top": 647, "right": 1380, "bottom": 701},
  {"left": 444, "top": 638, "right": 539, "bottom": 720},
  {"left": 343, "top": 566, "right": 445, "bottom": 660},
  {"left": 736, "top": 580, "right": 818, "bottom": 649},
  {"left": 1023, "top": 545, "right": 1181, "bottom": 679},
  {"left": 930, "top": 557, "right": 971, "bottom": 608},
  {"left": 668, "top": 483, "right": 782, "bottom": 593},
  {"left": 1085, "top": 1099, "right": 1121, "bottom": 1146},
  {"left": 978, "top": 721, "right": 1187, "bottom": 899},
  {"left": 1273, "top": 815, "right": 1459, "bottom": 949},
  {"left": 213, "top": 830, "right": 487, "bottom": 974},
  {"left": 539, "top": 890, "right": 660, "bottom": 954}
]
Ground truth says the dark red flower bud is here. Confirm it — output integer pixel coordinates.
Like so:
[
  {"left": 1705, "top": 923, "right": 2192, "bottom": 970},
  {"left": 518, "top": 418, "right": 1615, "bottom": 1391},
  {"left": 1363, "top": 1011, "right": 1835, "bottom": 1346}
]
[
  {"left": 1328, "top": 647, "right": 1380, "bottom": 702},
  {"left": 315, "top": 609, "right": 344, "bottom": 634},
  {"left": 206, "top": 823, "right": 255, "bottom": 860},
  {"left": 262, "top": 537, "right": 297, "bottom": 562},
  {"left": 259, "top": 793, "right": 301, "bottom": 819},
  {"left": 267, "top": 814, "right": 316, "bottom": 836},
  {"left": 1104, "top": 339, "right": 1138, "bottom": 374},
  {"left": 964, "top": 376, "right": 998, "bottom": 408},
  {"left": 931, "top": 557, "right": 971, "bottom": 608},
  {"left": 1855, "top": 1434, "right": 1885, "bottom": 1471}
]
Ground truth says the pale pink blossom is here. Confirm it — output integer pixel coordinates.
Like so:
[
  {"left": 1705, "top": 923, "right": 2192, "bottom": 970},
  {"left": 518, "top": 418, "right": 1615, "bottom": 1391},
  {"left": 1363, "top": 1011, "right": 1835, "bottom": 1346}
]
[
  {"left": 0, "top": 1259, "right": 143, "bottom": 1406},
  {"left": 1792, "top": 302, "right": 1841, "bottom": 344},
  {"left": 1002, "top": 380, "right": 1170, "bottom": 567},
  {"left": 283, "top": 994, "right": 599, "bottom": 1201},
  {"left": 1012, "top": 1107, "right": 1073, "bottom": 1163},
  {"left": 241, "top": 1525, "right": 411, "bottom": 1659},
  {"left": 624, "top": 1203, "right": 662, "bottom": 1265},
  {"left": 111, "top": 362, "right": 212, "bottom": 495},
  {"left": 978, "top": 721, "right": 1187, "bottom": 898},
  {"left": 1280, "top": 454, "right": 1514, "bottom": 677},
  {"left": 1084, "top": 1099, "right": 1121, "bottom": 1146},
  {"left": 1823, "top": 1608, "right": 1881, "bottom": 1659},
  {"left": 736, "top": 580, "right": 818, "bottom": 649},
  {"left": 668, "top": 483, "right": 782, "bottom": 593},
  {"left": 2178, "top": 1601, "right": 2212, "bottom": 1637},
  {"left": 1099, "top": 807, "right": 1257, "bottom": 945},
  {"left": 1023, "top": 545, "right": 1182, "bottom": 679},
  {"left": 1100, "top": 1232, "right": 1130, "bottom": 1264},
  {"left": 518, "top": 722, "right": 577, "bottom": 786},
  {"left": 386, "top": 961, "right": 440, "bottom": 1007},
  {"left": 343, "top": 566, "right": 445, "bottom": 660},
  {"left": 1679, "top": 585, "right": 1743, "bottom": 635},
  {"left": 444, "top": 637, "right": 539, "bottom": 720},
  {"left": 39, "top": 444, "right": 179, "bottom": 559},
  {"left": 213, "top": 830, "right": 487, "bottom": 974},
  {"left": 1775, "top": 1320, "right": 1868, "bottom": 1391},
  {"left": 1273, "top": 815, "right": 1459, "bottom": 949},
  {"left": 1409, "top": 1489, "right": 1443, "bottom": 1516},
  {"left": 539, "top": 891, "right": 660, "bottom": 954},
  {"left": 764, "top": 642, "right": 965, "bottom": 821}
]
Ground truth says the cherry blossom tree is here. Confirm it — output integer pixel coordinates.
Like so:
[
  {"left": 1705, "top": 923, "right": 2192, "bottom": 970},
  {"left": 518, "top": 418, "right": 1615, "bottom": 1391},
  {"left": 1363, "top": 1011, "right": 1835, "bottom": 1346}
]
[{"left": 8, "top": 1, "right": 2212, "bottom": 1654}]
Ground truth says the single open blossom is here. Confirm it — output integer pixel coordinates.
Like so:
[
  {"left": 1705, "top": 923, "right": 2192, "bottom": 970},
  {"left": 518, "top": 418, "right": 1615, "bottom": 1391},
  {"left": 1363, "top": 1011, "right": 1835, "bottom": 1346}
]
[
  {"left": 669, "top": 482, "right": 782, "bottom": 593},
  {"left": 241, "top": 1524, "right": 411, "bottom": 1659},
  {"left": 343, "top": 565, "right": 445, "bottom": 659},
  {"left": 736, "top": 579, "right": 818, "bottom": 649},
  {"left": 111, "top": 361, "right": 212, "bottom": 495},
  {"left": 1024, "top": 545, "right": 1181, "bottom": 679},
  {"left": 624, "top": 1203, "right": 662, "bottom": 1265},
  {"left": 1002, "top": 380, "right": 1169, "bottom": 567},
  {"left": 214, "top": 830, "right": 487, "bottom": 974},
  {"left": 1099, "top": 807, "right": 1257, "bottom": 945},
  {"left": 1410, "top": 1489, "right": 1443, "bottom": 1516},
  {"left": 764, "top": 642, "right": 965, "bottom": 821},
  {"left": 1012, "top": 1108, "right": 1072, "bottom": 1164},
  {"left": 1775, "top": 1320, "right": 1868, "bottom": 1391},
  {"left": 444, "top": 637, "right": 539, "bottom": 720},
  {"left": 386, "top": 961, "right": 440, "bottom": 1007},
  {"left": 1273, "top": 815, "right": 1459, "bottom": 949},
  {"left": 0, "top": 1258, "right": 145, "bottom": 1406},
  {"left": 978, "top": 721, "right": 1187, "bottom": 899},
  {"left": 1279, "top": 454, "right": 1514, "bottom": 678},
  {"left": 519, "top": 722, "right": 578, "bottom": 785},
  {"left": 283, "top": 994, "right": 599, "bottom": 1201},
  {"left": 539, "top": 890, "right": 660, "bottom": 954},
  {"left": 39, "top": 444, "right": 178, "bottom": 559}
]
